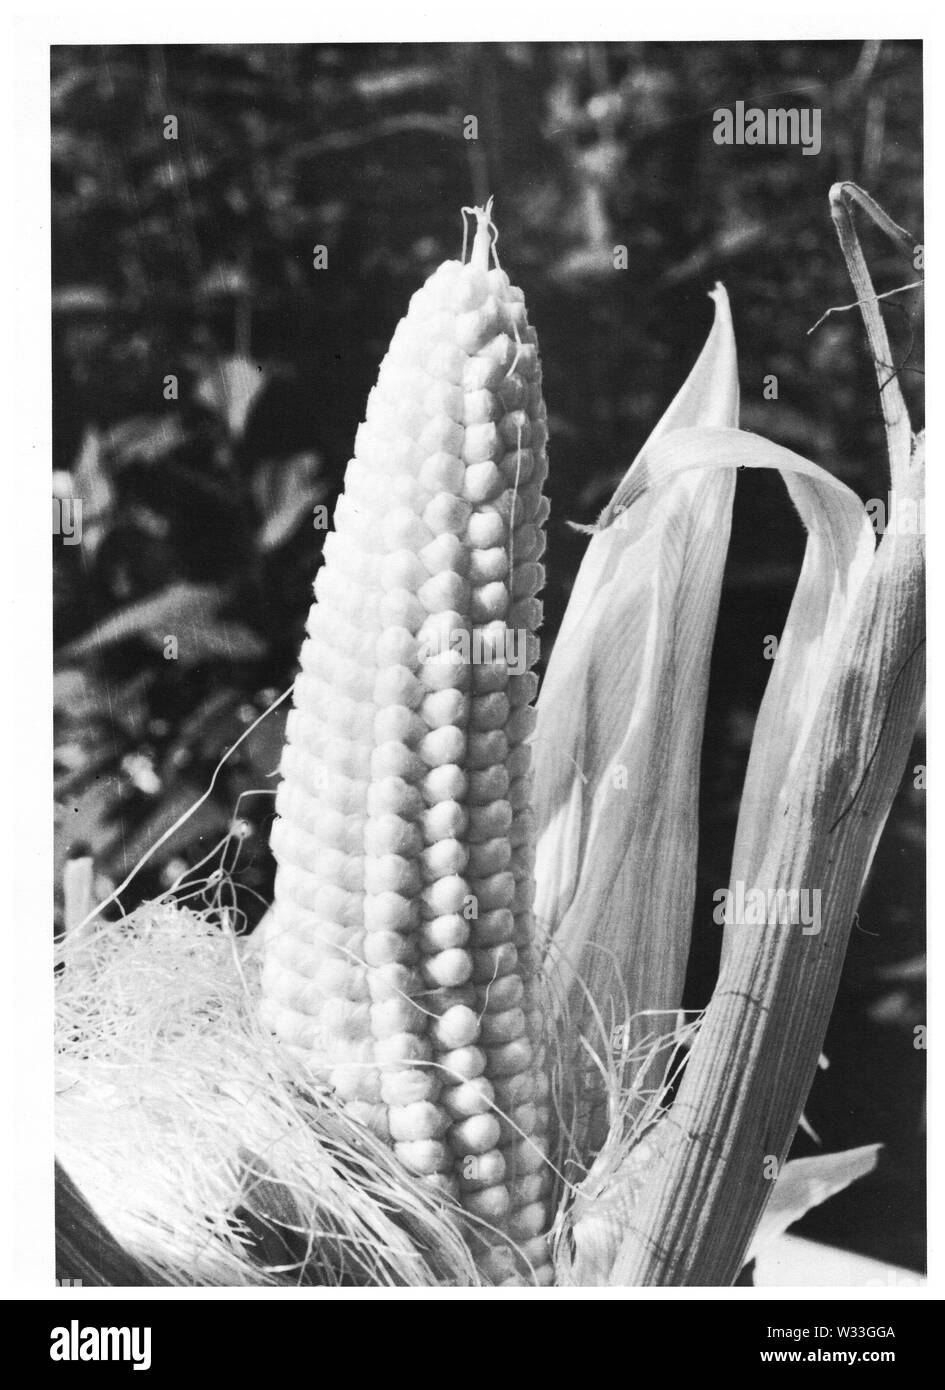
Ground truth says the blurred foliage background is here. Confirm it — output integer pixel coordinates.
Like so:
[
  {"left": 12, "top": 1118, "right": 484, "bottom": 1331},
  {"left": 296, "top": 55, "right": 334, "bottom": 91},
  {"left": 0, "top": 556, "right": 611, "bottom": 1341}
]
[{"left": 52, "top": 40, "right": 924, "bottom": 1272}]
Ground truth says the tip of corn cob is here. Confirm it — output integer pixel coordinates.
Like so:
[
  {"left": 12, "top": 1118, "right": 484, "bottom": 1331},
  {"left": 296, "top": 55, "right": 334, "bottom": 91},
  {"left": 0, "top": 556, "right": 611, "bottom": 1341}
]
[{"left": 466, "top": 197, "right": 497, "bottom": 274}]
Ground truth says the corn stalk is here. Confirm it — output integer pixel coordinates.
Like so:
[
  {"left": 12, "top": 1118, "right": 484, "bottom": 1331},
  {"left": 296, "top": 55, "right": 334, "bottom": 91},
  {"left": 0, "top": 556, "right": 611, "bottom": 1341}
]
[{"left": 609, "top": 189, "right": 924, "bottom": 1286}]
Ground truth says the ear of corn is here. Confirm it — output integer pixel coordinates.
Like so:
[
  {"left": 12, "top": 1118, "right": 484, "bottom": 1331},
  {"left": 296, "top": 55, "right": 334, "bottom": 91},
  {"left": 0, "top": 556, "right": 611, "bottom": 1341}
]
[{"left": 261, "top": 204, "right": 553, "bottom": 1283}]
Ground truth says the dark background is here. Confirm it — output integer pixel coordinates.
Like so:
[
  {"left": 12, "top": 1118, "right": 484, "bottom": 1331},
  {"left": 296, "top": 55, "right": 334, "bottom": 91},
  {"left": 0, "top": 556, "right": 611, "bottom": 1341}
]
[{"left": 51, "top": 40, "right": 925, "bottom": 1273}]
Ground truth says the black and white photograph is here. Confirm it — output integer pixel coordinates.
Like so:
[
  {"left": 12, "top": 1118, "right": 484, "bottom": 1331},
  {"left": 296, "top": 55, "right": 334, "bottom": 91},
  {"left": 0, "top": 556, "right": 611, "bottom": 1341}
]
[{"left": 6, "top": 9, "right": 938, "bottom": 1332}]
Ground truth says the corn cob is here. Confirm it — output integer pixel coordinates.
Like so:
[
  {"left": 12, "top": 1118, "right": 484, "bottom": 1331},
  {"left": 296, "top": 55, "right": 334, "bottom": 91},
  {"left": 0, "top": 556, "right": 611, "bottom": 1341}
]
[{"left": 261, "top": 203, "right": 553, "bottom": 1284}]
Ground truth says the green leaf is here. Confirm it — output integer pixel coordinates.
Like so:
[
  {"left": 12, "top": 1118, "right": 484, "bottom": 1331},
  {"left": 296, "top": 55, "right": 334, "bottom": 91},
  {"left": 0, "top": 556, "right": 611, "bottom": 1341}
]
[
  {"left": 105, "top": 417, "right": 188, "bottom": 468},
  {"left": 253, "top": 453, "right": 325, "bottom": 551},
  {"left": 52, "top": 285, "right": 116, "bottom": 314},
  {"left": 195, "top": 356, "right": 267, "bottom": 439},
  {"left": 113, "top": 787, "right": 232, "bottom": 881},
  {"left": 60, "top": 583, "right": 266, "bottom": 666}
]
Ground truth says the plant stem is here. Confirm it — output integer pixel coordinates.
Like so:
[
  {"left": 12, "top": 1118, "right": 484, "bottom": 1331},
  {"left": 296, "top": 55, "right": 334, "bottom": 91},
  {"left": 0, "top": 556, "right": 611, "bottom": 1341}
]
[
  {"left": 828, "top": 182, "right": 916, "bottom": 488},
  {"left": 611, "top": 487, "right": 924, "bottom": 1284}
]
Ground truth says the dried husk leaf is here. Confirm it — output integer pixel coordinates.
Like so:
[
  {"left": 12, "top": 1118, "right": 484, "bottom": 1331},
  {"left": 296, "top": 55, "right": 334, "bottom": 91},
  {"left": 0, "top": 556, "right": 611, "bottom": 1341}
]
[
  {"left": 610, "top": 444, "right": 924, "bottom": 1285},
  {"left": 745, "top": 1143, "right": 882, "bottom": 1261},
  {"left": 533, "top": 289, "right": 738, "bottom": 1160}
]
